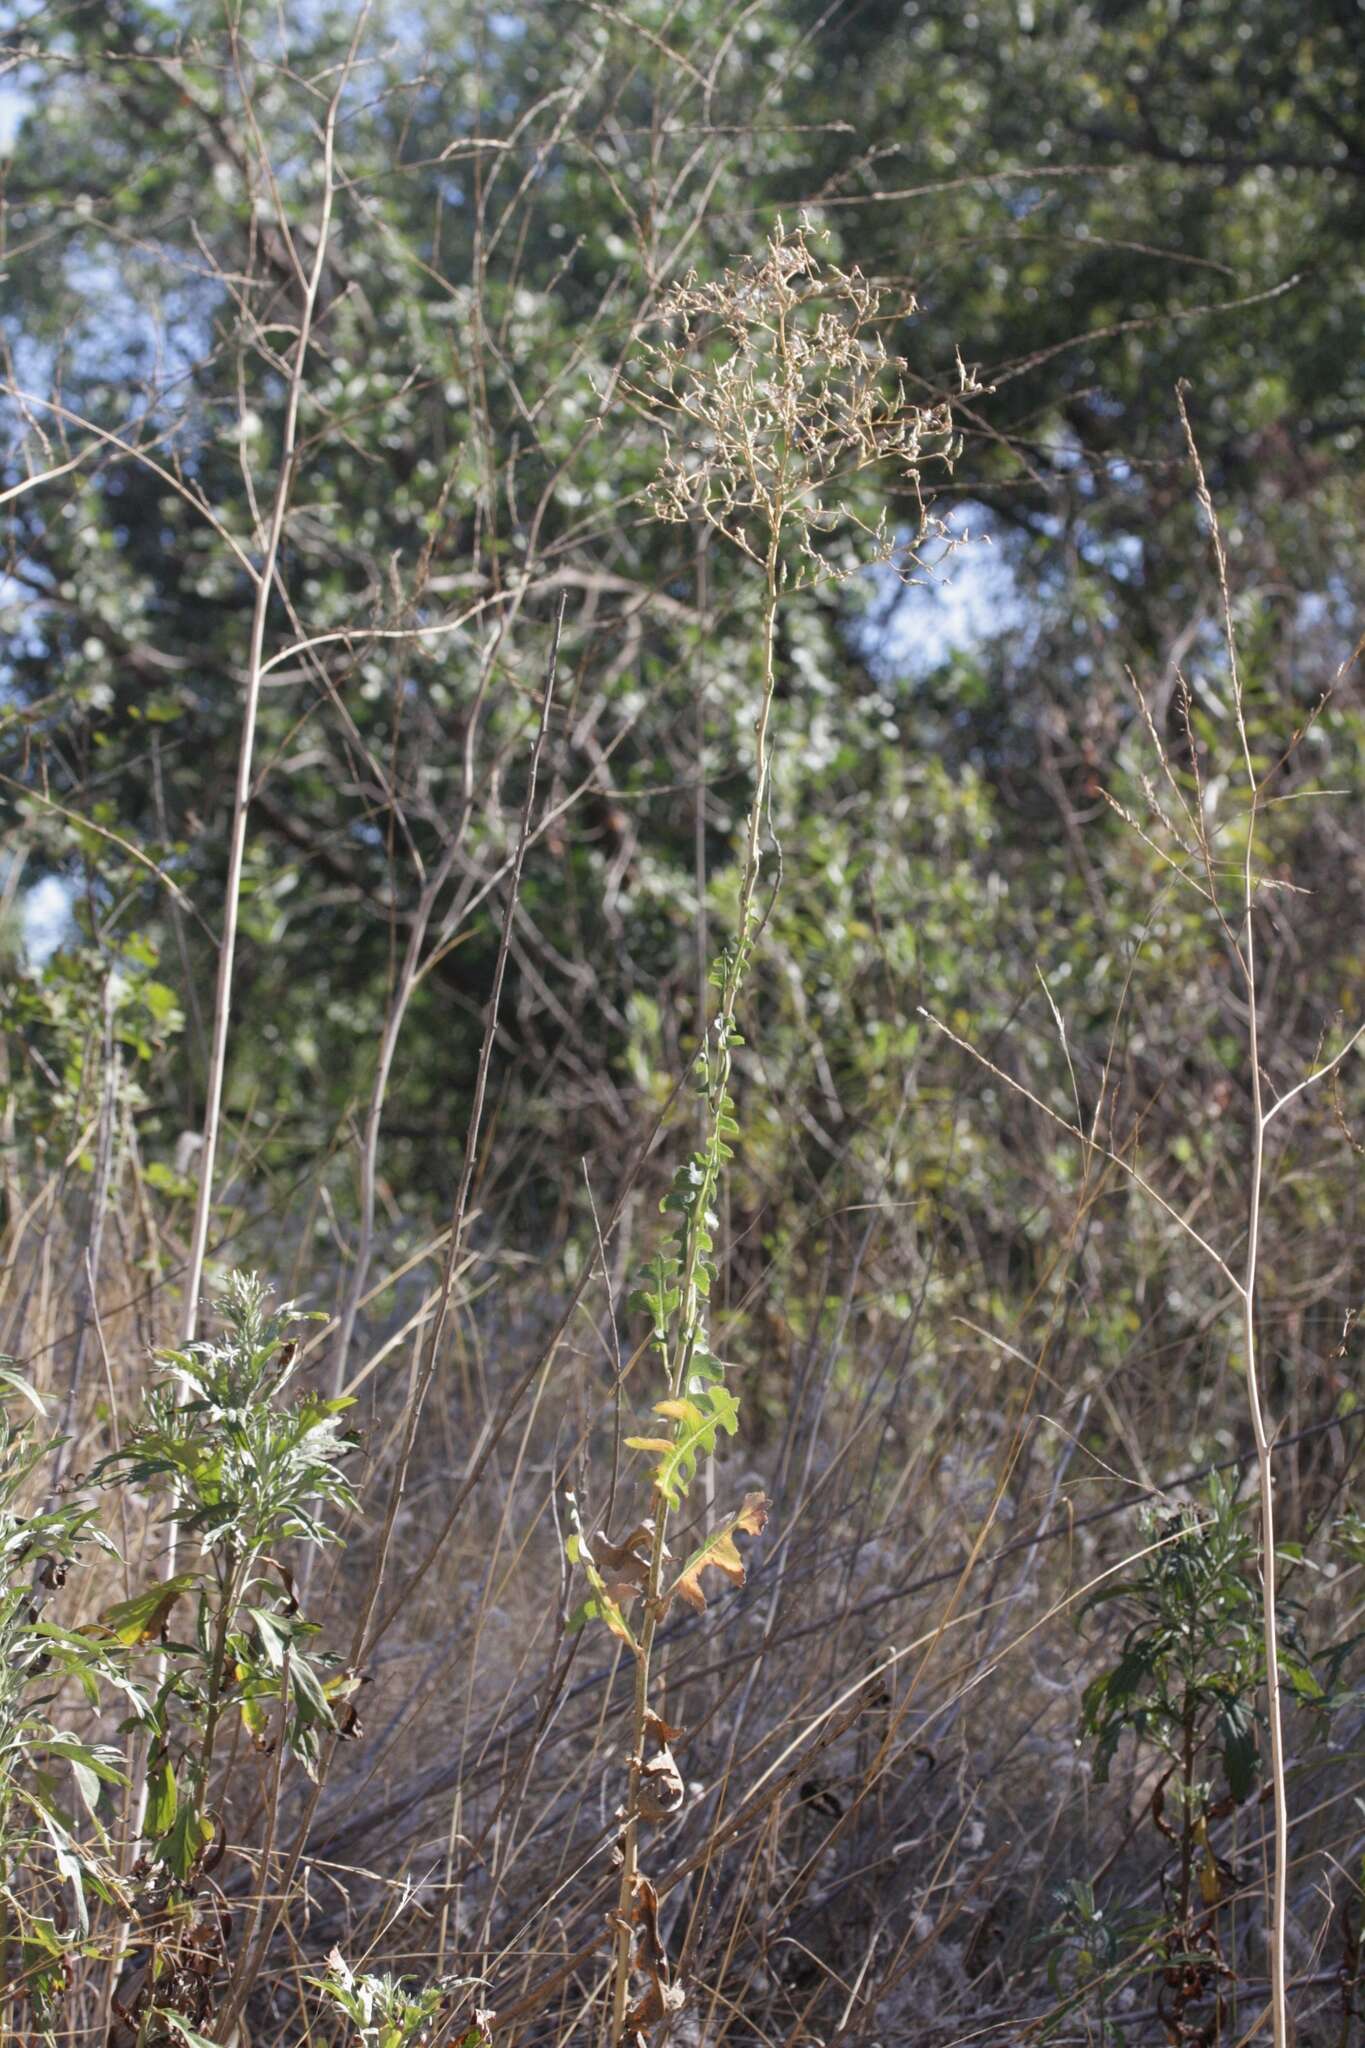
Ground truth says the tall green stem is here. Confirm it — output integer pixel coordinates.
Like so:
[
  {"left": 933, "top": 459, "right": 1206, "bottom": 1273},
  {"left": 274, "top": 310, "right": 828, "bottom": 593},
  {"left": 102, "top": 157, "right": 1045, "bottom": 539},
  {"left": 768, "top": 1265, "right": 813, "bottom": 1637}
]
[{"left": 608, "top": 545, "right": 781, "bottom": 2047}]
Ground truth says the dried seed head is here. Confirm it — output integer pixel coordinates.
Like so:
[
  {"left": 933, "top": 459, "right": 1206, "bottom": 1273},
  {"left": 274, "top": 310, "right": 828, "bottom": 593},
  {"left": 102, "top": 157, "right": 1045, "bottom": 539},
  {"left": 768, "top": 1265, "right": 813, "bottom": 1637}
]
[{"left": 640, "top": 215, "right": 971, "bottom": 587}]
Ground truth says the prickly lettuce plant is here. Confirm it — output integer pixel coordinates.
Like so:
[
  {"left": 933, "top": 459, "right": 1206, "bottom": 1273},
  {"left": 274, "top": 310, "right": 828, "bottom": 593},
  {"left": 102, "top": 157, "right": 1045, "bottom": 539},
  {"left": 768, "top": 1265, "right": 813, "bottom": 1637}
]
[
  {"left": 0, "top": 1367, "right": 124, "bottom": 2043},
  {"left": 93, "top": 1275, "right": 358, "bottom": 2041},
  {"left": 576, "top": 218, "right": 965, "bottom": 2045}
]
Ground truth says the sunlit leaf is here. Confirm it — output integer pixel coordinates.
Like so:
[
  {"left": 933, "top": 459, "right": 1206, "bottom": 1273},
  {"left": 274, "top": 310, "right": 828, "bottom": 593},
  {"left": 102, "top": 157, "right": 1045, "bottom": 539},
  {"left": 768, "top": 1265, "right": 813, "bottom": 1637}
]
[{"left": 668, "top": 1492, "right": 769, "bottom": 1613}]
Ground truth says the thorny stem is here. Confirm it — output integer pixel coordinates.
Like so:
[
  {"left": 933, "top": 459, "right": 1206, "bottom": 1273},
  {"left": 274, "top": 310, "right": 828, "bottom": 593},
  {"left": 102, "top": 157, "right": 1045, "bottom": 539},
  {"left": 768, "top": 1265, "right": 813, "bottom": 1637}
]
[{"left": 608, "top": 542, "right": 782, "bottom": 2047}]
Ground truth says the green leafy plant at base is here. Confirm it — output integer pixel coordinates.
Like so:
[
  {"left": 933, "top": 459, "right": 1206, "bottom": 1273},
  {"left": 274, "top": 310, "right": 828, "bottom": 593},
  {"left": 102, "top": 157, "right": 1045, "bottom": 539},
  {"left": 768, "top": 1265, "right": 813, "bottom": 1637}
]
[
  {"left": 1055, "top": 1478, "right": 1329, "bottom": 2045},
  {"left": 0, "top": 1366, "right": 127, "bottom": 2044},
  {"left": 1036, "top": 1878, "right": 1152, "bottom": 2048},
  {"left": 311, "top": 1947, "right": 492, "bottom": 2048},
  {"left": 93, "top": 1275, "right": 359, "bottom": 2044},
  {"left": 567, "top": 217, "right": 967, "bottom": 2046}
]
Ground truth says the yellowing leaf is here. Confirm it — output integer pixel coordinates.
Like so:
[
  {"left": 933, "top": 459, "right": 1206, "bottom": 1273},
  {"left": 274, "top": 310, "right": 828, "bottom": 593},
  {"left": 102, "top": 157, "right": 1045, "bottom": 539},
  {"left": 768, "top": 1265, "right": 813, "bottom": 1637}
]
[
  {"left": 668, "top": 1493, "right": 769, "bottom": 1614},
  {"left": 676, "top": 1531, "right": 744, "bottom": 1610},
  {"left": 564, "top": 1491, "right": 641, "bottom": 1655},
  {"left": 654, "top": 1398, "right": 703, "bottom": 1427},
  {"left": 99, "top": 1573, "right": 198, "bottom": 1646},
  {"left": 733, "top": 1493, "right": 768, "bottom": 1536},
  {"left": 627, "top": 1383, "right": 742, "bottom": 1504}
]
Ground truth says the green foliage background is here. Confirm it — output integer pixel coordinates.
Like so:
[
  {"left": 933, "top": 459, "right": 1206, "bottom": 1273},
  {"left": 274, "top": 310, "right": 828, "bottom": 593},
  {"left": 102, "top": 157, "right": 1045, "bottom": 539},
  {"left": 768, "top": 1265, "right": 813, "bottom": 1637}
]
[{"left": 3, "top": 0, "right": 1362, "bottom": 1440}]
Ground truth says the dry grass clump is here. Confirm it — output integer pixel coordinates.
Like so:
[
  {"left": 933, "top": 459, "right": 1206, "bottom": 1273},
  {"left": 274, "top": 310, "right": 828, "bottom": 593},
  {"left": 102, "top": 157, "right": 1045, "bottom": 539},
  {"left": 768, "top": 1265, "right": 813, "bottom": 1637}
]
[{"left": 5, "top": 1127, "right": 1365, "bottom": 2046}]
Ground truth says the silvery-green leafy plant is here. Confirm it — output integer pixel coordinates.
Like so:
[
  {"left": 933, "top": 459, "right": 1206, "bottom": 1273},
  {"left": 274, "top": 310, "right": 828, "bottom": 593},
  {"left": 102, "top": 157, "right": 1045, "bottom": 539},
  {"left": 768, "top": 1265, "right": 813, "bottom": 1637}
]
[
  {"left": 311, "top": 1947, "right": 492, "bottom": 2048},
  {"left": 94, "top": 1275, "right": 359, "bottom": 2041},
  {"left": 0, "top": 1366, "right": 125, "bottom": 2043}
]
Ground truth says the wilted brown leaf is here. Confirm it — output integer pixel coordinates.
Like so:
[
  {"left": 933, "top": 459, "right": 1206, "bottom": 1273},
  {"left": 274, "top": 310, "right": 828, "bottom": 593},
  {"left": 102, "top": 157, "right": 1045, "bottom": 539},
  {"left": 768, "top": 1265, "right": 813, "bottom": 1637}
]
[
  {"left": 623, "top": 1873, "right": 687, "bottom": 2042},
  {"left": 631, "top": 1873, "right": 665, "bottom": 1974},
  {"left": 636, "top": 1743, "right": 685, "bottom": 1823},
  {"left": 565, "top": 1493, "right": 647, "bottom": 1653},
  {"left": 590, "top": 1521, "right": 666, "bottom": 1606},
  {"left": 625, "top": 1977, "right": 686, "bottom": 2040}
]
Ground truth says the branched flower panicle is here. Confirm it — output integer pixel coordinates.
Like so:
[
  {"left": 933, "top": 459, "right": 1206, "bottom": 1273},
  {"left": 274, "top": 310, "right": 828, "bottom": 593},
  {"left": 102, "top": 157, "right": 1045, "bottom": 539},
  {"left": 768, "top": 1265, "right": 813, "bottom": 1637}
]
[{"left": 640, "top": 214, "right": 968, "bottom": 584}]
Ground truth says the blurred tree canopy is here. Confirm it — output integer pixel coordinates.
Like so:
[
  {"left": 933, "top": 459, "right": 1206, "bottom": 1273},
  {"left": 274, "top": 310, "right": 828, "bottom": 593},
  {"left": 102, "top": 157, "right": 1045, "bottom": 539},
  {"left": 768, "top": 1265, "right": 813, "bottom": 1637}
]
[{"left": 2, "top": 0, "right": 1362, "bottom": 1416}]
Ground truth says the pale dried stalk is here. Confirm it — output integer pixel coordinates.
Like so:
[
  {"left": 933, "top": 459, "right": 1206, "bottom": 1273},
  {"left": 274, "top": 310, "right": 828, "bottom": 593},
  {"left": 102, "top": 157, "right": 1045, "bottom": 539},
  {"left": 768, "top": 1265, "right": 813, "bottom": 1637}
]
[
  {"left": 150, "top": 4, "right": 369, "bottom": 1894},
  {"left": 225, "top": 605, "right": 566, "bottom": 2033},
  {"left": 1176, "top": 384, "right": 1285, "bottom": 2048},
  {"left": 178, "top": 45, "right": 358, "bottom": 1348},
  {"left": 919, "top": 388, "right": 1364, "bottom": 2048}
]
